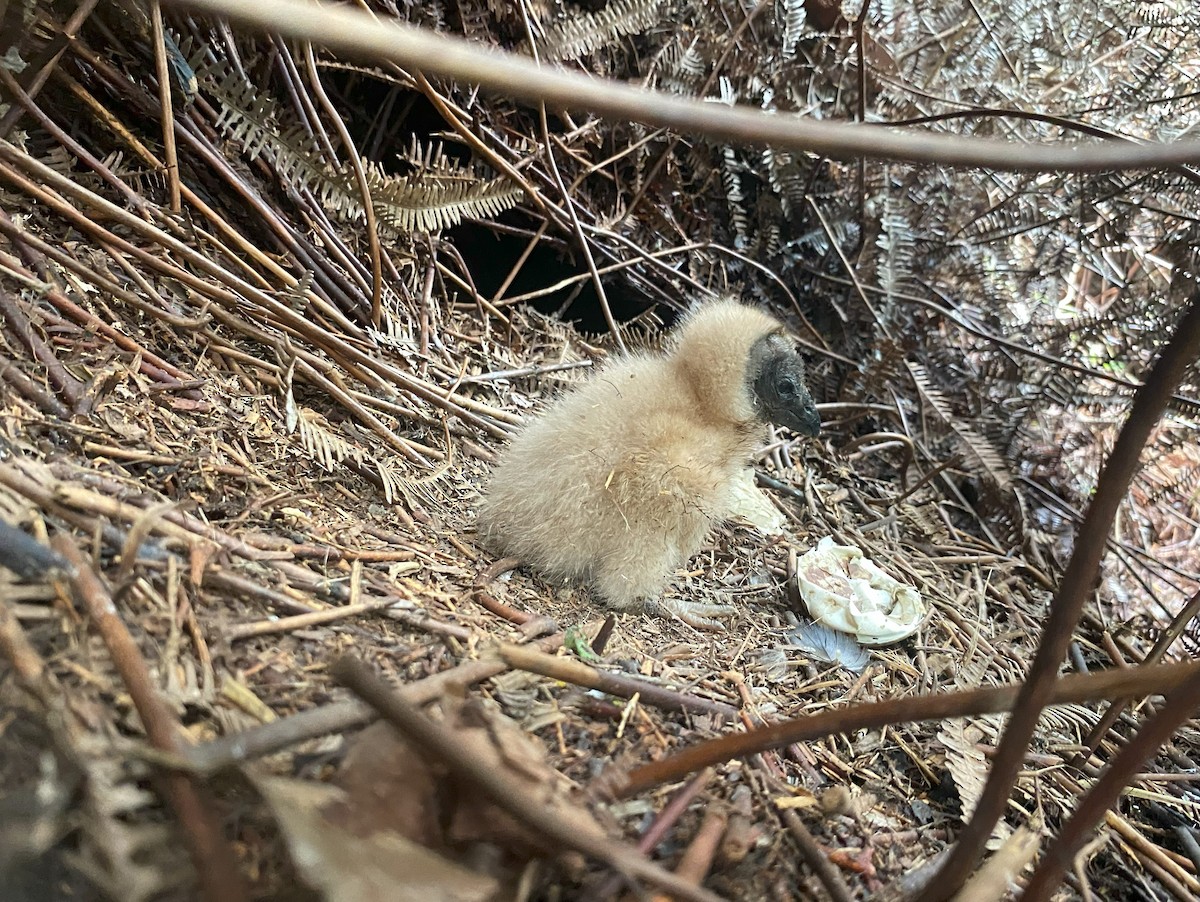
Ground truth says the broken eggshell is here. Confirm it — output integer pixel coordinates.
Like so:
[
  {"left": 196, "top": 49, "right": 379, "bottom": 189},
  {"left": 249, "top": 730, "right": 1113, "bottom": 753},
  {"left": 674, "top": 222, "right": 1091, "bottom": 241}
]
[{"left": 794, "top": 536, "right": 925, "bottom": 645}]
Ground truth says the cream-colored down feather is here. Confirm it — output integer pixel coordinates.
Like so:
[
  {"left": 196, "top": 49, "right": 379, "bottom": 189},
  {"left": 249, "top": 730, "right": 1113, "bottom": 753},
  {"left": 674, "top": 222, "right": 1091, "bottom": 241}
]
[{"left": 477, "top": 300, "right": 806, "bottom": 613}]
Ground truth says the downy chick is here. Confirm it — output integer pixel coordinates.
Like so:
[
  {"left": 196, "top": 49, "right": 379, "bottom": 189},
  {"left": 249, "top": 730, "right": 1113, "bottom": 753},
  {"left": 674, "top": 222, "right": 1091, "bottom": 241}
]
[{"left": 477, "top": 300, "right": 820, "bottom": 626}]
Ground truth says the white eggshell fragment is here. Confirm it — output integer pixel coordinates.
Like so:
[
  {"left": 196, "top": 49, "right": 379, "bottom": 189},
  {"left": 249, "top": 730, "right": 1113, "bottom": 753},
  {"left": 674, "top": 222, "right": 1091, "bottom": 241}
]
[{"left": 794, "top": 536, "right": 925, "bottom": 645}]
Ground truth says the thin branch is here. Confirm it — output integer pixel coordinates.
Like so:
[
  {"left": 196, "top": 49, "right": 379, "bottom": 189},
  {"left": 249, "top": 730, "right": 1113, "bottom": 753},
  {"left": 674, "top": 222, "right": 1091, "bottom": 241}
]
[
  {"left": 0, "top": 286, "right": 86, "bottom": 414},
  {"left": 929, "top": 294, "right": 1200, "bottom": 898},
  {"left": 1021, "top": 666, "right": 1200, "bottom": 901},
  {"left": 225, "top": 600, "right": 399, "bottom": 641},
  {"left": 302, "top": 41, "right": 383, "bottom": 324},
  {"left": 54, "top": 537, "right": 249, "bottom": 902},
  {"left": 0, "top": 0, "right": 100, "bottom": 138},
  {"left": 1074, "top": 585, "right": 1200, "bottom": 765},
  {"left": 498, "top": 643, "right": 739, "bottom": 721},
  {"left": 183, "top": 633, "right": 565, "bottom": 773},
  {"left": 149, "top": 1, "right": 181, "bottom": 212},
  {"left": 612, "top": 661, "right": 1200, "bottom": 798},
  {"left": 779, "top": 806, "right": 855, "bottom": 902},
  {"left": 585, "top": 770, "right": 714, "bottom": 902},
  {"left": 515, "top": 0, "right": 624, "bottom": 351},
  {"left": 649, "top": 807, "right": 727, "bottom": 902},
  {"left": 161, "top": 0, "right": 1200, "bottom": 172}
]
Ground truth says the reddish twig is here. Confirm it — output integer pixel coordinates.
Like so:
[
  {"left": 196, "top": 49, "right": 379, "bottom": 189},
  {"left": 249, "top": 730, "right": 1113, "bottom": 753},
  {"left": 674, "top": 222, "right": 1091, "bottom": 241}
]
[
  {"left": 471, "top": 557, "right": 538, "bottom": 625},
  {"left": 585, "top": 769, "right": 714, "bottom": 902},
  {"left": 612, "top": 661, "right": 1200, "bottom": 798},
  {"left": 930, "top": 295, "right": 1200, "bottom": 899},
  {"left": 0, "top": 217, "right": 199, "bottom": 387},
  {"left": 0, "top": 286, "right": 86, "bottom": 413},
  {"left": 779, "top": 807, "right": 854, "bottom": 902},
  {"left": 0, "top": 349, "right": 71, "bottom": 418},
  {"left": 649, "top": 807, "right": 728, "bottom": 902},
  {"left": 1021, "top": 665, "right": 1200, "bottom": 901},
  {"left": 53, "top": 537, "right": 249, "bottom": 902}
]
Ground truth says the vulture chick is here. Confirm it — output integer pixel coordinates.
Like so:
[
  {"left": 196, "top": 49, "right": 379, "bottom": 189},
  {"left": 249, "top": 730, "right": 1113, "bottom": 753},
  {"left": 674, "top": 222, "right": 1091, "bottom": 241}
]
[{"left": 477, "top": 300, "right": 820, "bottom": 626}]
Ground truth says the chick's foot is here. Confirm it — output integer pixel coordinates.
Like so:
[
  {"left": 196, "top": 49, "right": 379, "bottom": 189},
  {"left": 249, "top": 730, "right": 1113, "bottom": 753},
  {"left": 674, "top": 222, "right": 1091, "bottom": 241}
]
[{"left": 645, "top": 597, "right": 736, "bottom": 630}]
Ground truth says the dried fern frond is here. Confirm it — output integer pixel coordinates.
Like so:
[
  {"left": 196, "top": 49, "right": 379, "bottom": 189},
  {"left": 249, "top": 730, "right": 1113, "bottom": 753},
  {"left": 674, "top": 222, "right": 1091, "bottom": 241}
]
[
  {"left": 535, "top": 0, "right": 665, "bottom": 61},
  {"left": 294, "top": 408, "right": 364, "bottom": 472},
  {"left": 199, "top": 58, "right": 523, "bottom": 237},
  {"left": 777, "top": 0, "right": 807, "bottom": 59},
  {"left": 368, "top": 170, "right": 525, "bottom": 234},
  {"left": 909, "top": 363, "right": 1012, "bottom": 492},
  {"left": 375, "top": 455, "right": 450, "bottom": 506},
  {"left": 74, "top": 753, "right": 186, "bottom": 902}
]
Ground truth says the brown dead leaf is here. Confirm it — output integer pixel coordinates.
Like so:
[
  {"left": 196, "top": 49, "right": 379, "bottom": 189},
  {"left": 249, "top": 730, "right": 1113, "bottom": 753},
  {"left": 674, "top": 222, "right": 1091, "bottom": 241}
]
[
  {"left": 333, "top": 695, "right": 606, "bottom": 861},
  {"left": 255, "top": 774, "right": 501, "bottom": 902},
  {"left": 331, "top": 720, "right": 446, "bottom": 848}
]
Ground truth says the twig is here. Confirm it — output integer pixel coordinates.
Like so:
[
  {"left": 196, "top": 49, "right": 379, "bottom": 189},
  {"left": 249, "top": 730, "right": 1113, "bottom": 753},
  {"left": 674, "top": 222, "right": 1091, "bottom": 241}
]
[
  {"left": 331, "top": 655, "right": 727, "bottom": 902},
  {"left": 0, "top": 66, "right": 149, "bottom": 211},
  {"left": 612, "top": 661, "right": 1200, "bottom": 798},
  {"left": 930, "top": 294, "right": 1200, "bottom": 898},
  {"left": 649, "top": 807, "right": 728, "bottom": 902},
  {"left": 53, "top": 537, "right": 249, "bottom": 902},
  {"left": 0, "top": 579, "right": 51, "bottom": 685},
  {"left": 498, "top": 643, "right": 738, "bottom": 721},
  {"left": 1176, "top": 827, "right": 1200, "bottom": 878},
  {"left": 0, "top": 459, "right": 282, "bottom": 566},
  {"left": 149, "top": 1, "right": 181, "bottom": 212},
  {"left": 162, "top": 0, "right": 1200, "bottom": 172},
  {"left": 385, "top": 606, "right": 473, "bottom": 641},
  {"left": 1075, "top": 586, "right": 1200, "bottom": 765},
  {"left": 183, "top": 633, "right": 565, "bottom": 773},
  {"left": 1021, "top": 665, "right": 1200, "bottom": 901},
  {"left": 53, "top": 65, "right": 324, "bottom": 293},
  {"left": 1104, "top": 809, "right": 1200, "bottom": 896},
  {"left": 302, "top": 40, "right": 383, "bottom": 324},
  {"left": 515, "top": 0, "right": 624, "bottom": 351},
  {"left": 585, "top": 769, "right": 714, "bottom": 902},
  {"left": 779, "top": 807, "right": 854, "bottom": 902},
  {"left": 0, "top": 139, "right": 513, "bottom": 438},
  {"left": 226, "top": 600, "right": 399, "bottom": 641},
  {"left": 463, "top": 360, "right": 594, "bottom": 383},
  {"left": 0, "top": 0, "right": 100, "bottom": 138},
  {"left": 0, "top": 286, "right": 86, "bottom": 413},
  {"left": 0, "top": 233, "right": 199, "bottom": 388},
  {"left": 471, "top": 557, "right": 540, "bottom": 626},
  {"left": 0, "top": 349, "right": 71, "bottom": 419}
]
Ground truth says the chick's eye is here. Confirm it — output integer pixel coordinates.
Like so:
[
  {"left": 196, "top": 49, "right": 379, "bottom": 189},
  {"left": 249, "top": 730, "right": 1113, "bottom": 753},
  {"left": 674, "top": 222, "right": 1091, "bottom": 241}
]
[{"left": 777, "top": 377, "right": 796, "bottom": 396}]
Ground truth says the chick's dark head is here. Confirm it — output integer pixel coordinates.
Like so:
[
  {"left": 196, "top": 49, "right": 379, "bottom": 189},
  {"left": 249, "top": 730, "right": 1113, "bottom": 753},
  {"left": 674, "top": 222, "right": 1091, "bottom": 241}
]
[{"left": 749, "top": 333, "right": 820, "bottom": 437}]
